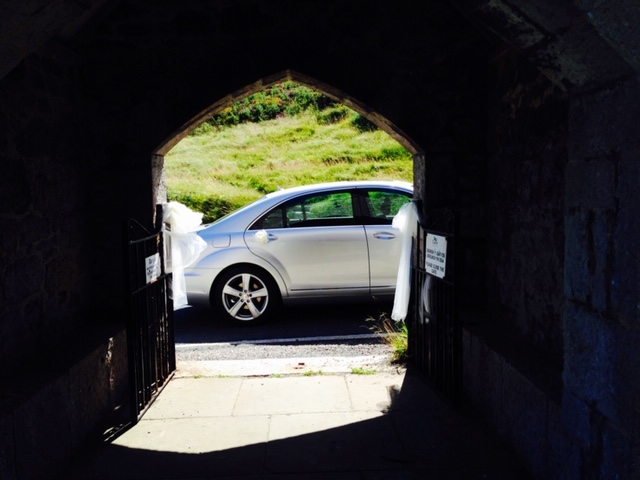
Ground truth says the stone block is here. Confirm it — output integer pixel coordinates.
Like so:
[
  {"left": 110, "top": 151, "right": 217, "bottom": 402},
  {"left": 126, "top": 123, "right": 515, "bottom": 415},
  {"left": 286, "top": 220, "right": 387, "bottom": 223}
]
[
  {"left": 109, "top": 329, "right": 131, "bottom": 412},
  {"left": 0, "top": 412, "right": 16, "bottom": 480},
  {"left": 584, "top": 4, "right": 640, "bottom": 72},
  {"left": 13, "top": 376, "right": 73, "bottom": 480},
  {"left": 0, "top": 160, "right": 31, "bottom": 215},
  {"left": 67, "top": 345, "right": 113, "bottom": 451},
  {"left": 463, "top": 327, "right": 569, "bottom": 479},
  {"left": 500, "top": 360, "right": 549, "bottom": 479},
  {"left": 562, "top": 443, "right": 585, "bottom": 480},
  {"left": 562, "top": 391, "right": 593, "bottom": 447},
  {"left": 565, "top": 158, "right": 615, "bottom": 209},
  {"left": 2, "top": 256, "right": 45, "bottom": 306},
  {"left": 612, "top": 155, "right": 640, "bottom": 321},
  {"left": 591, "top": 211, "right": 614, "bottom": 312},
  {"left": 546, "top": 397, "right": 572, "bottom": 479},
  {"left": 601, "top": 420, "right": 634, "bottom": 479},
  {"left": 563, "top": 303, "right": 624, "bottom": 422},
  {"left": 615, "top": 328, "right": 640, "bottom": 437},
  {"left": 462, "top": 329, "right": 505, "bottom": 432},
  {"left": 568, "top": 78, "right": 640, "bottom": 160},
  {"left": 564, "top": 211, "right": 590, "bottom": 302}
]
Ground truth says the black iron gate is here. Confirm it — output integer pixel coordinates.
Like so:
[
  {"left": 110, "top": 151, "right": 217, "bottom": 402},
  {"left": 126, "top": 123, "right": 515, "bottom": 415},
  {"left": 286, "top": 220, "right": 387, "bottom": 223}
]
[
  {"left": 125, "top": 205, "right": 176, "bottom": 421},
  {"left": 409, "top": 210, "right": 461, "bottom": 405}
]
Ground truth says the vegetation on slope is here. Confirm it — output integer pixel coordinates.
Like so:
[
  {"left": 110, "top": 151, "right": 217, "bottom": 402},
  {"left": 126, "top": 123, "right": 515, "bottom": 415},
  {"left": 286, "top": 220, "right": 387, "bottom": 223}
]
[{"left": 165, "top": 82, "right": 413, "bottom": 223}]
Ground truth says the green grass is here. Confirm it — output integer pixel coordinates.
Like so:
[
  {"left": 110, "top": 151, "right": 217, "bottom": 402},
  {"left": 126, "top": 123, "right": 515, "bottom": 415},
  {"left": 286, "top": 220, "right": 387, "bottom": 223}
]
[
  {"left": 351, "top": 367, "right": 376, "bottom": 375},
  {"left": 368, "top": 313, "right": 409, "bottom": 364},
  {"left": 303, "top": 370, "right": 324, "bottom": 376},
  {"left": 166, "top": 109, "right": 413, "bottom": 222}
]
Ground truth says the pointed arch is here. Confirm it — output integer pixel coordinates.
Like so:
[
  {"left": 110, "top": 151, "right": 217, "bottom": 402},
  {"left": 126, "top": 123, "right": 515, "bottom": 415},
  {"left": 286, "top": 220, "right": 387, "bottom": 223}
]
[{"left": 154, "top": 70, "right": 423, "bottom": 157}]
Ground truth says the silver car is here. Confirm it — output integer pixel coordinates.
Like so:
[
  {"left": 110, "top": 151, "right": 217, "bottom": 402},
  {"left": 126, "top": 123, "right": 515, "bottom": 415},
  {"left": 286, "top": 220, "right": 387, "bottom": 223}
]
[{"left": 185, "top": 180, "right": 413, "bottom": 324}]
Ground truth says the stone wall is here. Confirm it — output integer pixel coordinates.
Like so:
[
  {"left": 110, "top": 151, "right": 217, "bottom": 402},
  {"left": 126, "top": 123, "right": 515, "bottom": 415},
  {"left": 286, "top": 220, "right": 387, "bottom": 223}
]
[
  {"left": 562, "top": 74, "right": 640, "bottom": 479},
  {"left": 0, "top": 31, "right": 132, "bottom": 480},
  {"left": 462, "top": 48, "right": 570, "bottom": 479},
  {"left": 0, "top": 1, "right": 639, "bottom": 479},
  {"left": 0, "top": 2, "right": 495, "bottom": 478},
  {"left": 485, "top": 51, "right": 568, "bottom": 361},
  {"left": 466, "top": 51, "right": 640, "bottom": 479},
  {"left": 0, "top": 44, "right": 91, "bottom": 366}
]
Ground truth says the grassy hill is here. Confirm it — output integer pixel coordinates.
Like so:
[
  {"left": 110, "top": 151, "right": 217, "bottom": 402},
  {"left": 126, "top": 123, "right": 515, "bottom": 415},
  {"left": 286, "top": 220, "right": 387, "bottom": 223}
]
[{"left": 165, "top": 108, "right": 413, "bottom": 223}]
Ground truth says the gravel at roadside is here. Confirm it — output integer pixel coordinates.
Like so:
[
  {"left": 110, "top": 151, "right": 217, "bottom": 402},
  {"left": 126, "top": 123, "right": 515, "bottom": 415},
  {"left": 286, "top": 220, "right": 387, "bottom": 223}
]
[
  {"left": 175, "top": 337, "right": 402, "bottom": 376},
  {"left": 176, "top": 337, "right": 394, "bottom": 362}
]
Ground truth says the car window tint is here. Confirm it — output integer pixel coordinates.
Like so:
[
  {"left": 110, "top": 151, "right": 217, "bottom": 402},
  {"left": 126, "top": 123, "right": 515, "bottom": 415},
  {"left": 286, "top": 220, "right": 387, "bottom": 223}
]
[
  {"left": 255, "top": 206, "right": 285, "bottom": 229},
  {"left": 250, "top": 191, "right": 356, "bottom": 229},
  {"left": 287, "top": 192, "right": 354, "bottom": 227},
  {"left": 365, "top": 190, "right": 411, "bottom": 224}
]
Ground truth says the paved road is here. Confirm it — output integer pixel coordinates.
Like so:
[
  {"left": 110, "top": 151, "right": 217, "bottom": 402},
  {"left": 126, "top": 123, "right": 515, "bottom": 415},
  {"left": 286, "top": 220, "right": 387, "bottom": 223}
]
[
  {"left": 174, "top": 299, "right": 398, "bottom": 366},
  {"left": 174, "top": 299, "right": 395, "bottom": 344}
]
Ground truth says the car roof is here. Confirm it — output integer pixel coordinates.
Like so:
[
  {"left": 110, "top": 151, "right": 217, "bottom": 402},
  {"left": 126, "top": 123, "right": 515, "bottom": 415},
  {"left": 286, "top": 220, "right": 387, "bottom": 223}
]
[
  {"left": 198, "top": 180, "right": 413, "bottom": 232},
  {"left": 263, "top": 180, "right": 412, "bottom": 199}
]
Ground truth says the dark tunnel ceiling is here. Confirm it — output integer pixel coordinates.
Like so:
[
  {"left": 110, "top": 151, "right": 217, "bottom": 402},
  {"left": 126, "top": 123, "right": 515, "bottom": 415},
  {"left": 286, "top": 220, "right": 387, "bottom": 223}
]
[{"left": 1, "top": 0, "right": 638, "bottom": 89}]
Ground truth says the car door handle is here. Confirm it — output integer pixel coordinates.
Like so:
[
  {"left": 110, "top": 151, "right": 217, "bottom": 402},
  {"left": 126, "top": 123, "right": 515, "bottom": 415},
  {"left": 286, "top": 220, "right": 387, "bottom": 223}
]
[{"left": 373, "top": 232, "right": 396, "bottom": 240}]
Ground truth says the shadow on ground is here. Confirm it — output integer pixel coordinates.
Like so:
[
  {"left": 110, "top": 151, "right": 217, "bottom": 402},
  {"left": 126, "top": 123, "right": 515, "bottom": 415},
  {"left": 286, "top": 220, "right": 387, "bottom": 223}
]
[
  {"left": 59, "top": 367, "right": 529, "bottom": 480},
  {"left": 174, "top": 298, "right": 395, "bottom": 344}
]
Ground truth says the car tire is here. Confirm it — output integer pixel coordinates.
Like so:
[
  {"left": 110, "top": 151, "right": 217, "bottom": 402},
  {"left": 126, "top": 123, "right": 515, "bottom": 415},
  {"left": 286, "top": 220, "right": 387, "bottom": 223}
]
[{"left": 212, "top": 265, "right": 280, "bottom": 325}]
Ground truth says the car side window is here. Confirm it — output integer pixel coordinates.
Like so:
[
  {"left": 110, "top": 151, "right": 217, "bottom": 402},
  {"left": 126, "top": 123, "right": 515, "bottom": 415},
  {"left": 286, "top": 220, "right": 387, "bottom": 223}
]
[
  {"left": 256, "top": 207, "right": 286, "bottom": 229},
  {"left": 287, "top": 192, "right": 354, "bottom": 227},
  {"left": 250, "top": 191, "right": 355, "bottom": 229},
  {"left": 365, "top": 190, "right": 411, "bottom": 225}
]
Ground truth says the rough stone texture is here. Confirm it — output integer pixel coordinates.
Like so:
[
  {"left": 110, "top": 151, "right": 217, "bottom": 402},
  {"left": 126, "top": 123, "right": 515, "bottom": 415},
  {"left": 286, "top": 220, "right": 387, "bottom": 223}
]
[
  {"left": 613, "top": 152, "right": 640, "bottom": 321},
  {"left": 456, "top": 0, "right": 635, "bottom": 88},
  {"left": 463, "top": 328, "right": 569, "bottom": 479},
  {"left": 485, "top": 51, "right": 568, "bottom": 360},
  {"left": 0, "top": 412, "right": 16, "bottom": 480},
  {"left": 13, "top": 377, "right": 73, "bottom": 480},
  {"left": 0, "top": 1, "right": 638, "bottom": 479},
  {"left": 0, "top": 331, "right": 129, "bottom": 480},
  {"left": 0, "top": 43, "right": 93, "bottom": 369},
  {"left": 563, "top": 74, "right": 640, "bottom": 479}
]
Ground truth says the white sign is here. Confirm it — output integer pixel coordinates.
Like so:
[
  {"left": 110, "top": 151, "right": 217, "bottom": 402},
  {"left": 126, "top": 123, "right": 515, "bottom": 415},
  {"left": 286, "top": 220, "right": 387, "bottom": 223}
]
[
  {"left": 145, "top": 253, "right": 160, "bottom": 284},
  {"left": 425, "top": 234, "right": 447, "bottom": 278}
]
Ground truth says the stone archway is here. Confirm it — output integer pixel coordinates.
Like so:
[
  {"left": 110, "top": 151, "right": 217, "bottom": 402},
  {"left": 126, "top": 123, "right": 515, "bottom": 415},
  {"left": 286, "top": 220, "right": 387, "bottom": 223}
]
[
  {"left": 2, "top": 1, "right": 639, "bottom": 478},
  {"left": 150, "top": 70, "right": 425, "bottom": 208}
]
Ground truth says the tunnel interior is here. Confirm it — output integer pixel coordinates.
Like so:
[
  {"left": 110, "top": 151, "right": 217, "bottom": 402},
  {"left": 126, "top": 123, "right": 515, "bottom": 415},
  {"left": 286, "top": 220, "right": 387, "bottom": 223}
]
[{"left": 1, "top": 1, "right": 639, "bottom": 479}]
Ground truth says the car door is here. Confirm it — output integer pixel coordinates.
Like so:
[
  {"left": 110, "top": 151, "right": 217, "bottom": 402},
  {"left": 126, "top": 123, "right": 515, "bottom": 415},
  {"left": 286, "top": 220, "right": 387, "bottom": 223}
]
[
  {"left": 246, "top": 189, "right": 369, "bottom": 294},
  {"left": 360, "top": 188, "right": 412, "bottom": 293}
]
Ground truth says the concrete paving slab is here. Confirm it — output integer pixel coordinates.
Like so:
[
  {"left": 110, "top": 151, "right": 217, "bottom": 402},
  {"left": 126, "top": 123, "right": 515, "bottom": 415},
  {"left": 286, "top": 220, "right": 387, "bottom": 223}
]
[
  {"left": 232, "top": 376, "right": 352, "bottom": 416},
  {"left": 344, "top": 373, "right": 404, "bottom": 412},
  {"left": 69, "top": 416, "right": 271, "bottom": 479},
  {"left": 385, "top": 370, "right": 454, "bottom": 415},
  {"left": 113, "top": 416, "right": 270, "bottom": 453},
  {"left": 143, "top": 377, "right": 243, "bottom": 419},
  {"left": 59, "top": 367, "right": 531, "bottom": 480},
  {"left": 70, "top": 441, "right": 270, "bottom": 479},
  {"left": 265, "top": 412, "right": 408, "bottom": 473},
  {"left": 268, "top": 410, "right": 384, "bottom": 441}
]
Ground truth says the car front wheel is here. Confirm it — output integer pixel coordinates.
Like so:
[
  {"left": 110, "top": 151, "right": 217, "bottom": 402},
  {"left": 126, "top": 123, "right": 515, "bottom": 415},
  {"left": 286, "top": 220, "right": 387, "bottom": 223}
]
[{"left": 213, "top": 266, "right": 280, "bottom": 324}]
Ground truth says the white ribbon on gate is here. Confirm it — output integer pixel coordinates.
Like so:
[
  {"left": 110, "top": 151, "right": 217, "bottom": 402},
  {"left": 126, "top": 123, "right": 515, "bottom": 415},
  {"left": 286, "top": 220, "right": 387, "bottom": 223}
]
[
  {"left": 162, "top": 202, "right": 207, "bottom": 308},
  {"left": 391, "top": 201, "right": 419, "bottom": 321}
]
